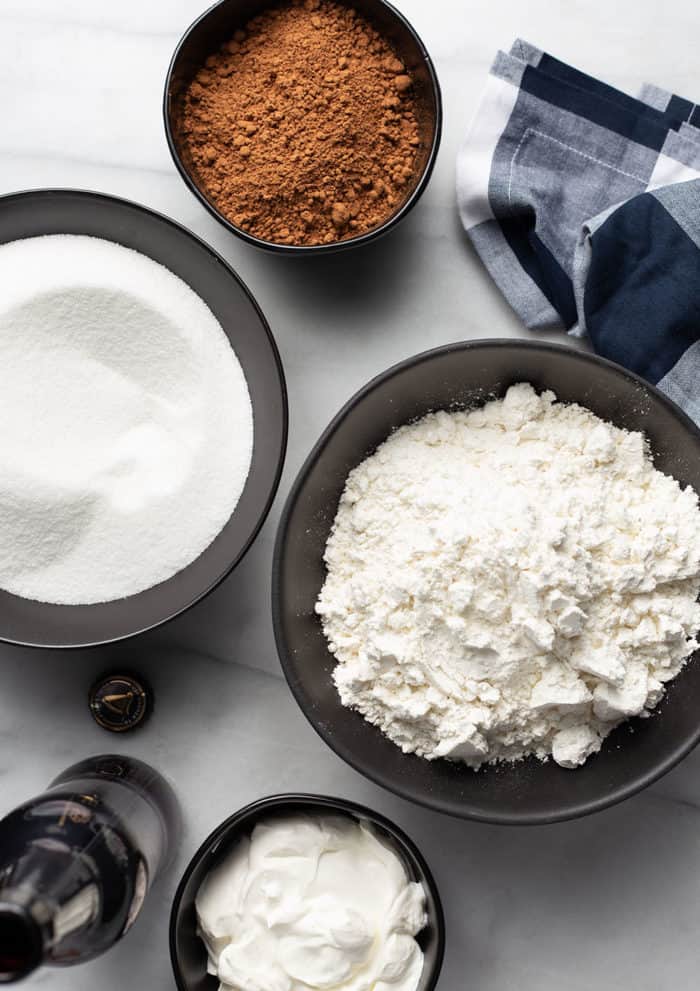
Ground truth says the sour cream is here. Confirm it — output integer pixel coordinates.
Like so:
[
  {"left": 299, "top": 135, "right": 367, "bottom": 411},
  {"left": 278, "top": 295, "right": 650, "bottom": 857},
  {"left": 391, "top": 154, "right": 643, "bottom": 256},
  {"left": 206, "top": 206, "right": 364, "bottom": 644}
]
[{"left": 195, "top": 813, "right": 427, "bottom": 991}]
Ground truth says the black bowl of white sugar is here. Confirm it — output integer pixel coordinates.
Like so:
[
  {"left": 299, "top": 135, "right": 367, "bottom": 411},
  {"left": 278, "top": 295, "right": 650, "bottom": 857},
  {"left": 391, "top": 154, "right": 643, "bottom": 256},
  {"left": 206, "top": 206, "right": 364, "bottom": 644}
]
[
  {"left": 273, "top": 340, "right": 700, "bottom": 824},
  {"left": 0, "top": 189, "right": 286, "bottom": 647}
]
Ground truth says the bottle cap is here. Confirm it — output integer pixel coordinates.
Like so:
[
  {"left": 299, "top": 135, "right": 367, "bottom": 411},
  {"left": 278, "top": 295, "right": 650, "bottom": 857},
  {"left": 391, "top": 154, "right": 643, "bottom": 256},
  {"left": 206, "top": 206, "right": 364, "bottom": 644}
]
[{"left": 89, "top": 673, "right": 151, "bottom": 733}]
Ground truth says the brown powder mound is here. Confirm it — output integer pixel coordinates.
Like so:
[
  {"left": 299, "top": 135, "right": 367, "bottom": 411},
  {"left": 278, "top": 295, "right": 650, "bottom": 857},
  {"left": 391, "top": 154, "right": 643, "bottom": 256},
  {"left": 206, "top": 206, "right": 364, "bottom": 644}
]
[{"left": 175, "top": 0, "right": 421, "bottom": 246}]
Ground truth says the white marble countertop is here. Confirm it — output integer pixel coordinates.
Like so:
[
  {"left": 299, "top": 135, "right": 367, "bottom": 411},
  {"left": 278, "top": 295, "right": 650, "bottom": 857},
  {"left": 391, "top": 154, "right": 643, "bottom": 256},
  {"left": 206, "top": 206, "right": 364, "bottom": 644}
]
[{"left": 1, "top": 0, "right": 700, "bottom": 988}]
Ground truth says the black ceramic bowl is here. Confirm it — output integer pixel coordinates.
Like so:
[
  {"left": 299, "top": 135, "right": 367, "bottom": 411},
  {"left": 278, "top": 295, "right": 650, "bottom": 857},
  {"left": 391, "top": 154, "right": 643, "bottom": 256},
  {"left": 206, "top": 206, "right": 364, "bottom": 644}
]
[
  {"left": 170, "top": 793, "right": 445, "bottom": 991},
  {"left": 0, "top": 189, "right": 287, "bottom": 648},
  {"left": 273, "top": 339, "right": 700, "bottom": 825},
  {"left": 164, "top": 0, "right": 442, "bottom": 254}
]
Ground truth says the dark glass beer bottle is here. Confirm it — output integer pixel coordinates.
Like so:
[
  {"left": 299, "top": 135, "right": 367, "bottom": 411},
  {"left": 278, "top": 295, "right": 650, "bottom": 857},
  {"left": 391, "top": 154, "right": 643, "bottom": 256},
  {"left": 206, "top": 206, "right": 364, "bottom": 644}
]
[{"left": 0, "top": 755, "right": 179, "bottom": 982}]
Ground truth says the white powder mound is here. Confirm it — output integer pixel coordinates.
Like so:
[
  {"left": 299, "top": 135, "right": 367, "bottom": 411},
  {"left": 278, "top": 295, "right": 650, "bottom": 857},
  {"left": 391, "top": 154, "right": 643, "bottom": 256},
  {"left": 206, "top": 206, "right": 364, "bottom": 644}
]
[
  {"left": 316, "top": 384, "right": 700, "bottom": 769},
  {"left": 0, "top": 235, "right": 253, "bottom": 605}
]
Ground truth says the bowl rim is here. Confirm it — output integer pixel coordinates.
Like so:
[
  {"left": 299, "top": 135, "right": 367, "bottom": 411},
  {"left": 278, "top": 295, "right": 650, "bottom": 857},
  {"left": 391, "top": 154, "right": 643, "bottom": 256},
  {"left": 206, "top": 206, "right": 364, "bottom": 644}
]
[
  {"left": 0, "top": 186, "right": 288, "bottom": 649},
  {"left": 162, "top": 0, "right": 443, "bottom": 254},
  {"left": 168, "top": 792, "right": 446, "bottom": 991},
  {"left": 271, "top": 338, "right": 700, "bottom": 825}
]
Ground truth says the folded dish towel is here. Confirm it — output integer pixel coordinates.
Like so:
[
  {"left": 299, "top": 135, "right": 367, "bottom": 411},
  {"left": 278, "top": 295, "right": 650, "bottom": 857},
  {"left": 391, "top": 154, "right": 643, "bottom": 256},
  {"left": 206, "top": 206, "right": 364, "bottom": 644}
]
[
  {"left": 575, "top": 179, "right": 700, "bottom": 423},
  {"left": 456, "top": 41, "right": 700, "bottom": 425}
]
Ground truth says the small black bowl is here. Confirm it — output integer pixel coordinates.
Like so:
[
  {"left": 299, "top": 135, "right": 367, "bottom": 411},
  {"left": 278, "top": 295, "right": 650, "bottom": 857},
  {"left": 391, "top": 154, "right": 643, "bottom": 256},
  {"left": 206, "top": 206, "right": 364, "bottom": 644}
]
[
  {"left": 164, "top": 0, "right": 442, "bottom": 254},
  {"left": 0, "top": 189, "right": 287, "bottom": 648},
  {"left": 169, "top": 793, "right": 445, "bottom": 991},
  {"left": 272, "top": 340, "right": 700, "bottom": 824}
]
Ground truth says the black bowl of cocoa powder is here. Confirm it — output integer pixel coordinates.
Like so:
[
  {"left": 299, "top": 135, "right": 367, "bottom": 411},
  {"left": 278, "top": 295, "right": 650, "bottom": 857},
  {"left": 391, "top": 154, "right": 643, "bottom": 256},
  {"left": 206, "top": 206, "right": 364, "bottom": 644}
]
[{"left": 164, "top": 0, "right": 442, "bottom": 252}]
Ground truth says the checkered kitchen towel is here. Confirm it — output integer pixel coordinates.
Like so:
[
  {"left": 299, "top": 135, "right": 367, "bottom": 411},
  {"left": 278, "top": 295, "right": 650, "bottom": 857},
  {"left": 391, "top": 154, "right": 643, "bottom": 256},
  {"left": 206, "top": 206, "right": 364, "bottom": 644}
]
[{"left": 457, "top": 41, "right": 700, "bottom": 424}]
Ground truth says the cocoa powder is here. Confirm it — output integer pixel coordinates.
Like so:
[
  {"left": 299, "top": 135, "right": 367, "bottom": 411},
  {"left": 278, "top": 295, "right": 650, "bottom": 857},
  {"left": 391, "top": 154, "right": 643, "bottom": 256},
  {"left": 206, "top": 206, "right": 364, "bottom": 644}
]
[{"left": 175, "top": 0, "right": 422, "bottom": 246}]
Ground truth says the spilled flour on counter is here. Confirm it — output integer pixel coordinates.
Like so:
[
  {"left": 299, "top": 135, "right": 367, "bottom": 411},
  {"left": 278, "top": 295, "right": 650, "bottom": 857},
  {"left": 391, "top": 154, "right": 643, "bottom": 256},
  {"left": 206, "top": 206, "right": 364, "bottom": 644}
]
[
  {"left": 0, "top": 235, "right": 253, "bottom": 604},
  {"left": 316, "top": 384, "right": 700, "bottom": 768}
]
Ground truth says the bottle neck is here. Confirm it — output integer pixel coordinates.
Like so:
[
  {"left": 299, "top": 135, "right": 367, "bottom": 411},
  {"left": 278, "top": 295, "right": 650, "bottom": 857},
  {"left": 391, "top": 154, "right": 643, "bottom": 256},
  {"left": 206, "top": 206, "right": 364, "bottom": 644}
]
[
  {"left": 0, "top": 902, "right": 47, "bottom": 983},
  {"left": 0, "top": 844, "right": 99, "bottom": 983},
  {"left": 0, "top": 757, "right": 179, "bottom": 982}
]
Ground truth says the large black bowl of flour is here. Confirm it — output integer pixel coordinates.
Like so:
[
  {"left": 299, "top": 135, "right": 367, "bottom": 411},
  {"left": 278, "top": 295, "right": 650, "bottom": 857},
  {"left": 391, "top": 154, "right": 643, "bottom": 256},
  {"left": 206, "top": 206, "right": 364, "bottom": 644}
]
[
  {"left": 273, "top": 340, "right": 700, "bottom": 824},
  {"left": 0, "top": 189, "right": 287, "bottom": 648}
]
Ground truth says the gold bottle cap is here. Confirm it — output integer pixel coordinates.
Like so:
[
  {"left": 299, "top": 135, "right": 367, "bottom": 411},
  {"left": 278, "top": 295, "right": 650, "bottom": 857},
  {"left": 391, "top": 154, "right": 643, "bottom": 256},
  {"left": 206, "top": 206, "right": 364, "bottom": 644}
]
[{"left": 89, "top": 673, "right": 151, "bottom": 733}]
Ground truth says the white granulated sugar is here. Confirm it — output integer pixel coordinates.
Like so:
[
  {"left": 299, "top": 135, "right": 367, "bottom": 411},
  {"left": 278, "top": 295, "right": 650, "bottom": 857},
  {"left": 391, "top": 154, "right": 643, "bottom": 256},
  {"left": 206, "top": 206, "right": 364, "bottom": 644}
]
[
  {"left": 316, "top": 384, "right": 700, "bottom": 769},
  {"left": 0, "top": 235, "right": 253, "bottom": 605}
]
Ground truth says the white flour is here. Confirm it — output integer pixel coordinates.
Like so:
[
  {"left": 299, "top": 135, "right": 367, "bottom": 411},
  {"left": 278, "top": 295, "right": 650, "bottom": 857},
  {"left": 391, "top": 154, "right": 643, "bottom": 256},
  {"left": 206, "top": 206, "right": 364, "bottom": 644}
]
[
  {"left": 316, "top": 384, "right": 700, "bottom": 769},
  {"left": 0, "top": 235, "right": 253, "bottom": 605}
]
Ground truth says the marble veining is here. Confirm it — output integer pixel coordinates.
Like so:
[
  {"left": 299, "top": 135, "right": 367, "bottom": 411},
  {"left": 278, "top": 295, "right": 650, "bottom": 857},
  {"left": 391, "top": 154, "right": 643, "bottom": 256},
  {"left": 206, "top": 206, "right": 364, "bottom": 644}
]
[{"left": 1, "top": 1, "right": 699, "bottom": 988}]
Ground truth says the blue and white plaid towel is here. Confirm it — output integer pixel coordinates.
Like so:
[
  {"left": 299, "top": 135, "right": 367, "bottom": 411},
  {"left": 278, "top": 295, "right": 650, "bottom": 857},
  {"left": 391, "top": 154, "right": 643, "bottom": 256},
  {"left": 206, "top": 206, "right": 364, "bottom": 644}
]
[{"left": 456, "top": 41, "right": 700, "bottom": 424}]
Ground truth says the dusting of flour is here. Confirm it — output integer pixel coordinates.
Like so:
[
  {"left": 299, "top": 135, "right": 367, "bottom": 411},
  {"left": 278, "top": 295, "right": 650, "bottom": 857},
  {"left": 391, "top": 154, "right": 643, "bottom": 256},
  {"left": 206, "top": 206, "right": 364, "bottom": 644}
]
[
  {"left": 0, "top": 235, "right": 253, "bottom": 605},
  {"left": 316, "top": 384, "right": 700, "bottom": 769}
]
